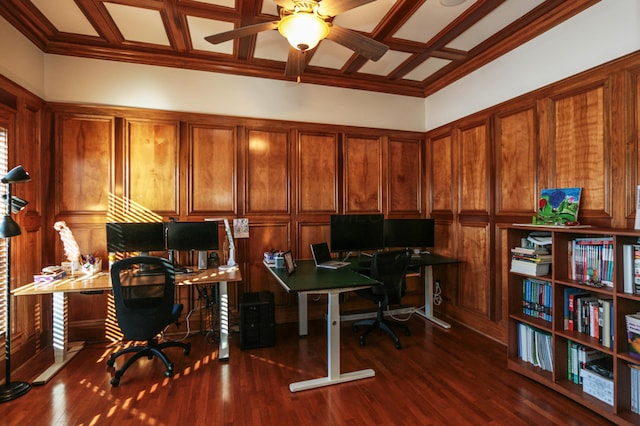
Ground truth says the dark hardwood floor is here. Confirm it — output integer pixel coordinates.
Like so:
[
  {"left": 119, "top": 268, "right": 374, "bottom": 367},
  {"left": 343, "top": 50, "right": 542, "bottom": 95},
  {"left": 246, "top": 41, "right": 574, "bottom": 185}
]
[{"left": 6, "top": 314, "right": 614, "bottom": 425}]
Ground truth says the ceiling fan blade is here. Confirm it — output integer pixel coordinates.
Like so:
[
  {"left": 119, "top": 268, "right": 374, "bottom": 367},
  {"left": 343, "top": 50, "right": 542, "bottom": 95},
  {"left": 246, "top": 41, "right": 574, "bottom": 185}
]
[
  {"left": 318, "top": 0, "right": 377, "bottom": 17},
  {"left": 326, "top": 25, "right": 388, "bottom": 61},
  {"left": 285, "top": 47, "right": 306, "bottom": 78},
  {"left": 205, "top": 21, "right": 278, "bottom": 45}
]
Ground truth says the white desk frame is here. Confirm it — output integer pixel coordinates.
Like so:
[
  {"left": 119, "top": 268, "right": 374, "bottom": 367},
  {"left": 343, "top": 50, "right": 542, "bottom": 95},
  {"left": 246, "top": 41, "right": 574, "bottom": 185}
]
[
  {"left": 290, "top": 288, "right": 374, "bottom": 392},
  {"left": 413, "top": 265, "right": 451, "bottom": 329}
]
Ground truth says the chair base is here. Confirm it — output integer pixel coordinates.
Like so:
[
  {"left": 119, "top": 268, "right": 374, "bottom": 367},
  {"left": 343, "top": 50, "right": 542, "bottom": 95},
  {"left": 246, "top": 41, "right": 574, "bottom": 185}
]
[
  {"left": 353, "top": 316, "right": 410, "bottom": 349},
  {"left": 107, "top": 339, "right": 191, "bottom": 386}
]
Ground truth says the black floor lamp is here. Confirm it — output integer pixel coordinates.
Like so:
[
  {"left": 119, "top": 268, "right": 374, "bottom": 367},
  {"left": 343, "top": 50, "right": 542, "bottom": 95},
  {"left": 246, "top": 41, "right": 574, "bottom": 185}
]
[{"left": 0, "top": 165, "right": 31, "bottom": 403}]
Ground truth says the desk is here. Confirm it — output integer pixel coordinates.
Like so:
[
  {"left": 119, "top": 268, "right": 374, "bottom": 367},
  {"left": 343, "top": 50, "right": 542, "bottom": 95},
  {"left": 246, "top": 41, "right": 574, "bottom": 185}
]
[
  {"left": 264, "top": 259, "right": 379, "bottom": 392},
  {"left": 12, "top": 266, "right": 241, "bottom": 385},
  {"left": 408, "top": 253, "right": 460, "bottom": 329}
]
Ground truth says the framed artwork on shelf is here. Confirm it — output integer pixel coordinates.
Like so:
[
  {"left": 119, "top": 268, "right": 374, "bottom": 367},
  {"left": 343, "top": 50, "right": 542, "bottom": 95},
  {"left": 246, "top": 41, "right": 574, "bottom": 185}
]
[{"left": 536, "top": 187, "right": 582, "bottom": 225}]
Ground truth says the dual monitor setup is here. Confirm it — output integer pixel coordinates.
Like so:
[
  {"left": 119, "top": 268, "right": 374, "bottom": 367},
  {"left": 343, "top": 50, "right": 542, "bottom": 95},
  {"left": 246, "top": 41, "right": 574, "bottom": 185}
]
[
  {"left": 106, "top": 221, "right": 221, "bottom": 272},
  {"left": 330, "top": 214, "right": 435, "bottom": 255}
]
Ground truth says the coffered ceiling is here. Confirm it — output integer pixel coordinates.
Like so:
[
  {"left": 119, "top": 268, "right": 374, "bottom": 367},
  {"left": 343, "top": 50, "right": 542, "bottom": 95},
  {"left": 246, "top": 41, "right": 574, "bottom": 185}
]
[{"left": 0, "top": 0, "right": 599, "bottom": 97}]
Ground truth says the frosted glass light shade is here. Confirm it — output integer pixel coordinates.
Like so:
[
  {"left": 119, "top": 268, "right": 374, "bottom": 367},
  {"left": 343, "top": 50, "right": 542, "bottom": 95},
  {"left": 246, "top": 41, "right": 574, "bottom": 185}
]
[{"left": 277, "top": 13, "right": 329, "bottom": 51}]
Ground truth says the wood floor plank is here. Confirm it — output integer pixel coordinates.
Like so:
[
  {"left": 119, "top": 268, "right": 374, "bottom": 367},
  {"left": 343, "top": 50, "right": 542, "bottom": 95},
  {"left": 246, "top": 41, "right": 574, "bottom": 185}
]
[{"left": 5, "top": 316, "right": 614, "bottom": 425}]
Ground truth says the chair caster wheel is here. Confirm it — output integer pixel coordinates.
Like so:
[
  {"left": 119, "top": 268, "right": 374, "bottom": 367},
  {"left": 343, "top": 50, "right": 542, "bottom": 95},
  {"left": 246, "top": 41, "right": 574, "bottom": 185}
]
[
  {"left": 359, "top": 336, "right": 366, "bottom": 346},
  {"left": 106, "top": 357, "right": 115, "bottom": 368},
  {"left": 184, "top": 343, "right": 191, "bottom": 355},
  {"left": 395, "top": 341, "right": 402, "bottom": 349},
  {"left": 405, "top": 329, "right": 411, "bottom": 336},
  {"left": 165, "top": 367, "right": 174, "bottom": 377},
  {"left": 111, "top": 375, "right": 121, "bottom": 386}
]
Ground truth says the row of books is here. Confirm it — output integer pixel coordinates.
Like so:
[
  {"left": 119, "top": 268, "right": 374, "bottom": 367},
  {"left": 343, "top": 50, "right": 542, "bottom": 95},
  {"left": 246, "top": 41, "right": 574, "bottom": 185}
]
[
  {"left": 569, "top": 237, "right": 614, "bottom": 287},
  {"left": 567, "top": 340, "right": 614, "bottom": 405},
  {"left": 510, "top": 242, "right": 552, "bottom": 277},
  {"left": 521, "top": 278, "right": 552, "bottom": 322},
  {"left": 622, "top": 244, "right": 640, "bottom": 295},
  {"left": 630, "top": 364, "right": 640, "bottom": 414},
  {"left": 626, "top": 313, "right": 640, "bottom": 360},
  {"left": 565, "top": 289, "right": 614, "bottom": 348},
  {"left": 517, "top": 323, "right": 553, "bottom": 373}
]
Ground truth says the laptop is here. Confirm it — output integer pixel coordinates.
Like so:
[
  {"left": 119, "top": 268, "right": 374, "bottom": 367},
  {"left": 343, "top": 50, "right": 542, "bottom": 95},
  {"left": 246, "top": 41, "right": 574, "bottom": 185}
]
[{"left": 310, "top": 242, "right": 350, "bottom": 269}]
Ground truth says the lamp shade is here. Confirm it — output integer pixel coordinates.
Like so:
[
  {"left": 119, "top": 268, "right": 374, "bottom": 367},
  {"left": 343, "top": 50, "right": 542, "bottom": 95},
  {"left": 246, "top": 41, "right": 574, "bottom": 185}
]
[
  {"left": 1, "top": 165, "right": 31, "bottom": 184},
  {"left": 277, "top": 12, "right": 329, "bottom": 51},
  {"left": 2, "top": 195, "right": 28, "bottom": 214},
  {"left": 0, "top": 215, "right": 21, "bottom": 238}
]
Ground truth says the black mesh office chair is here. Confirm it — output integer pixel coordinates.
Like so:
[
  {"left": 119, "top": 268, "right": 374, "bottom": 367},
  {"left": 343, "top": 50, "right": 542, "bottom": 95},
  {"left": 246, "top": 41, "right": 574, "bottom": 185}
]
[
  {"left": 352, "top": 250, "right": 412, "bottom": 349},
  {"left": 107, "top": 256, "right": 191, "bottom": 386}
]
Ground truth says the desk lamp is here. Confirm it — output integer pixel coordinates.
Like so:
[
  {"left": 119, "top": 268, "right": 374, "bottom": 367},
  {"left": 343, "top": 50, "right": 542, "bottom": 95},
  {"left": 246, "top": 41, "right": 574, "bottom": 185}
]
[{"left": 0, "top": 165, "right": 31, "bottom": 403}]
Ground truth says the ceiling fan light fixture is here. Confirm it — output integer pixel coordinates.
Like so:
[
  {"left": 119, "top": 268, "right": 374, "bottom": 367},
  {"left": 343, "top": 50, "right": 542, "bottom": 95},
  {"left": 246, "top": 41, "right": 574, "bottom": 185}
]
[{"left": 277, "top": 12, "right": 329, "bottom": 51}]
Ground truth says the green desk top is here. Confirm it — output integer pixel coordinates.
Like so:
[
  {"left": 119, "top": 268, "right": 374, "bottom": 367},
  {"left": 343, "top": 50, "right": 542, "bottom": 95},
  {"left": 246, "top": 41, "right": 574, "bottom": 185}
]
[{"left": 265, "top": 259, "right": 379, "bottom": 293}]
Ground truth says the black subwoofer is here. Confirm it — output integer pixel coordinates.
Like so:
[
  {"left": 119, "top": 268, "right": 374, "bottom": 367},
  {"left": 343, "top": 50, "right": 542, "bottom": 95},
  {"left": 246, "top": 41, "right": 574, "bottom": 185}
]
[{"left": 239, "top": 291, "right": 275, "bottom": 350}]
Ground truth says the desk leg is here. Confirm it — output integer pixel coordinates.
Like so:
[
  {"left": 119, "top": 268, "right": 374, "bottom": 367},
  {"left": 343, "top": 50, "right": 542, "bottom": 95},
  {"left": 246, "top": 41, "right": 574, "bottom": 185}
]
[
  {"left": 218, "top": 280, "right": 229, "bottom": 361},
  {"left": 414, "top": 265, "right": 451, "bottom": 329},
  {"left": 289, "top": 291, "right": 375, "bottom": 392},
  {"left": 297, "top": 293, "right": 308, "bottom": 337},
  {"left": 33, "top": 292, "right": 84, "bottom": 385}
]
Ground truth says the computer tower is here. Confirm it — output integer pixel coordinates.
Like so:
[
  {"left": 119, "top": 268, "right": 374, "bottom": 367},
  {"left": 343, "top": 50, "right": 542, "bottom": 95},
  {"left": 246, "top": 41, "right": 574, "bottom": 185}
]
[{"left": 239, "top": 291, "right": 275, "bottom": 350}]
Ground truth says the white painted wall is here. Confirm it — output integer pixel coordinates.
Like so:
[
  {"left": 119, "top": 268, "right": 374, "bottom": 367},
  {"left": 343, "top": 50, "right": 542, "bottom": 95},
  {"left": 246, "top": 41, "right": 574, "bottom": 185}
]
[
  {"left": 425, "top": 0, "right": 640, "bottom": 131},
  {"left": 42, "top": 55, "right": 425, "bottom": 131},
  {"left": 0, "top": 16, "right": 45, "bottom": 96}
]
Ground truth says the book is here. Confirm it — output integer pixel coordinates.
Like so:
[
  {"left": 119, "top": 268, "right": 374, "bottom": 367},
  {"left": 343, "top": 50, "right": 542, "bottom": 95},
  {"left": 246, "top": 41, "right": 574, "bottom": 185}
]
[
  {"left": 624, "top": 244, "right": 635, "bottom": 294},
  {"left": 511, "top": 259, "right": 550, "bottom": 276},
  {"left": 564, "top": 288, "right": 588, "bottom": 331}
]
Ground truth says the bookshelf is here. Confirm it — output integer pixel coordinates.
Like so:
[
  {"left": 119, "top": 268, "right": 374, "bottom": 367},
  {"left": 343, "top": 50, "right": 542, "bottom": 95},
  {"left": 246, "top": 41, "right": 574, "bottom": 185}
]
[{"left": 507, "top": 225, "right": 640, "bottom": 425}]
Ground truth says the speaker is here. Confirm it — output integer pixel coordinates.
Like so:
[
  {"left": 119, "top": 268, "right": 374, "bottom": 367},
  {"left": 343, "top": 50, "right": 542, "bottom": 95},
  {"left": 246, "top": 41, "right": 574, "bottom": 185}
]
[
  {"left": 240, "top": 291, "right": 275, "bottom": 350},
  {"left": 198, "top": 250, "right": 208, "bottom": 270}
]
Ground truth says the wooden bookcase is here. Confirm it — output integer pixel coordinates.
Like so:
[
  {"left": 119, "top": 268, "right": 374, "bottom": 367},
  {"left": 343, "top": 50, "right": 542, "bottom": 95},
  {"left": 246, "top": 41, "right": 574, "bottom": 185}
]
[{"left": 507, "top": 225, "right": 640, "bottom": 425}]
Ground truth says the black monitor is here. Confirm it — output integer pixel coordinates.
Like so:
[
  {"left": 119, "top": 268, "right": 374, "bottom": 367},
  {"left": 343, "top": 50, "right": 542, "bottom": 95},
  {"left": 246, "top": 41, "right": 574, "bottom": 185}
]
[
  {"left": 166, "top": 221, "right": 219, "bottom": 251},
  {"left": 106, "top": 222, "right": 166, "bottom": 253},
  {"left": 329, "top": 214, "right": 384, "bottom": 252},
  {"left": 383, "top": 218, "right": 435, "bottom": 249}
]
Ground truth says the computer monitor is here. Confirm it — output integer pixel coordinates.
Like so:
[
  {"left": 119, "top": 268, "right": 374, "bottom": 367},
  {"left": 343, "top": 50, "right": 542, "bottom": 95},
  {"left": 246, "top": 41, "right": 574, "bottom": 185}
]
[
  {"left": 329, "top": 214, "right": 384, "bottom": 252},
  {"left": 106, "top": 222, "right": 166, "bottom": 253},
  {"left": 166, "top": 221, "right": 219, "bottom": 251},
  {"left": 383, "top": 218, "right": 435, "bottom": 249}
]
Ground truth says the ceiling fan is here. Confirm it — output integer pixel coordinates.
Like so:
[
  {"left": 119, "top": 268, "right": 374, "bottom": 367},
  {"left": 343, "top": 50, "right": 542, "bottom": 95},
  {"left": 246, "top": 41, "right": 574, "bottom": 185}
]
[{"left": 204, "top": 0, "right": 389, "bottom": 79}]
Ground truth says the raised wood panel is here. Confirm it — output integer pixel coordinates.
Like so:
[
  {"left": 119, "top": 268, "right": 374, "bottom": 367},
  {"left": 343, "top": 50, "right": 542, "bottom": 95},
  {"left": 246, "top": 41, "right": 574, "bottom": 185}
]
[
  {"left": 246, "top": 129, "right": 289, "bottom": 214},
  {"left": 18, "top": 104, "right": 43, "bottom": 233},
  {"left": 189, "top": 124, "right": 236, "bottom": 215},
  {"left": 388, "top": 138, "right": 421, "bottom": 214},
  {"left": 553, "top": 86, "right": 608, "bottom": 217},
  {"left": 429, "top": 134, "right": 454, "bottom": 213},
  {"left": 459, "top": 123, "right": 489, "bottom": 214},
  {"left": 56, "top": 114, "right": 112, "bottom": 215},
  {"left": 495, "top": 107, "right": 538, "bottom": 215},
  {"left": 246, "top": 222, "right": 290, "bottom": 305},
  {"left": 297, "top": 132, "right": 338, "bottom": 214},
  {"left": 125, "top": 119, "right": 179, "bottom": 214},
  {"left": 298, "top": 222, "right": 330, "bottom": 259},
  {"left": 457, "top": 223, "right": 489, "bottom": 315},
  {"left": 344, "top": 136, "right": 381, "bottom": 213}
]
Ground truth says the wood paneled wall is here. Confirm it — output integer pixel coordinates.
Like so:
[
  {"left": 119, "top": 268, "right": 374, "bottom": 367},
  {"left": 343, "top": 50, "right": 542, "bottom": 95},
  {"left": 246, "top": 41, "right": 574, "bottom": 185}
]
[
  {"left": 426, "top": 52, "right": 640, "bottom": 342},
  {"left": 2, "top": 52, "right": 640, "bottom": 379}
]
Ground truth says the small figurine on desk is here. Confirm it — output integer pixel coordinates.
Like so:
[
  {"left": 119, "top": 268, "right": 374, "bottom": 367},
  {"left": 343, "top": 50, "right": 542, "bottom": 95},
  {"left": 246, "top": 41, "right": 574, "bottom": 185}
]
[{"left": 53, "top": 221, "right": 82, "bottom": 274}]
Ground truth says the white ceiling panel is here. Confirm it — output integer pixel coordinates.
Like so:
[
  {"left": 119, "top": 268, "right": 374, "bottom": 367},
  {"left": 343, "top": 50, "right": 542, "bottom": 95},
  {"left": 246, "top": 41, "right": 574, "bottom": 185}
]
[
  {"left": 30, "top": 0, "right": 98, "bottom": 36},
  {"left": 254, "top": 29, "right": 289, "bottom": 62},
  {"left": 104, "top": 3, "right": 170, "bottom": 46},
  {"left": 358, "top": 49, "right": 412, "bottom": 76},
  {"left": 393, "top": 0, "right": 473, "bottom": 43},
  {"left": 192, "top": 0, "right": 236, "bottom": 7},
  {"left": 403, "top": 57, "right": 450, "bottom": 81},
  {"left": 447, "top": 0, "right": 546, "bottom": 51},
  {"left": 332, "top": 0, "right": 397, "bottom": 32},
  {"left": 188, "top": 16, "right": 235, "bottom": 54},
  {"left": 309, "top": 41, "right": 353, "bottom": 69}
]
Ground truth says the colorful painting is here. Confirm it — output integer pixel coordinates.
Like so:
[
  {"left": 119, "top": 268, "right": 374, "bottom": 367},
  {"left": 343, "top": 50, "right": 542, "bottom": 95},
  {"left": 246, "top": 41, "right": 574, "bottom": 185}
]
[{"left": 536, "top": 187, "right": 582, "bottom": 225}]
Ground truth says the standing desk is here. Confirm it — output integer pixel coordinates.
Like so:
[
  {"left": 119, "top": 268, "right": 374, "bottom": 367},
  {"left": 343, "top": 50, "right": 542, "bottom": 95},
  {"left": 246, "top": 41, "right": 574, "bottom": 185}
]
[
  {"left": 408, "top": 253, "right": 460, "bottom": 329},
  {"left": 264, "top": 259, "right": 379, "bottom": 392},
  {"left": 12, "top": 266, "right": 241, "bottom": 385}
]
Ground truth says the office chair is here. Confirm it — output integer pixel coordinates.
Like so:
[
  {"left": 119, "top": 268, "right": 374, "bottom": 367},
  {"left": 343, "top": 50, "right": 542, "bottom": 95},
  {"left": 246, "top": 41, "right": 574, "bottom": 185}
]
[
  {"left": 107, "top": 256, "right": 191, "bottom": 386},
  {"left": 352, "top": 250, "right": 412, "bottom": 349}
]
